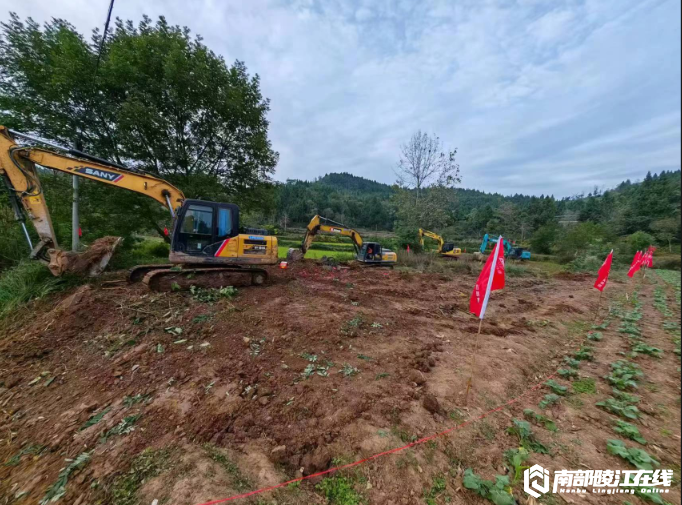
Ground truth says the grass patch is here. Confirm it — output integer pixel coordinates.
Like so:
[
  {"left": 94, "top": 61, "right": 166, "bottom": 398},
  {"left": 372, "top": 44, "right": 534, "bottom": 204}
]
[
  {"left": 204, "top": 444, "right": 251, "bottom": 491},
  {"left": 278, "top": 247, "right": 356, "bottom": 261},
  {"left": 316, "top": 475, "right": 363, "bottom": 505},
  {"left": 109, "top": 448, "right": 171, "bottom": 505},
  {"left": 0, "top": 261, "right": 74, "bottom": 318},
  {"left": 572, "top": 378, "right": 596, "bottom": 394}
]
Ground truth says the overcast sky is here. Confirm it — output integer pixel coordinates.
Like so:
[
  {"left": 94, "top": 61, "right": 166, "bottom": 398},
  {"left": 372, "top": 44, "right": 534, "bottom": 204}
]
[{"left": 4, "top": 0, "right": 680, "bottom": 197}]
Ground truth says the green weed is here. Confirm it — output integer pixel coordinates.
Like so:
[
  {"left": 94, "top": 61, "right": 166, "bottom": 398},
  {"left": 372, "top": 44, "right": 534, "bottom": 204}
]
[
  {"left": 613, "top": 420, "right": 646, "bottom": 445},
  {"left": 557, "top": 368, "right": 578, "bottom": 379},
  {"left": 606, "top": 440, "right": 659, "bottom": 470},
  {"left": 80, "top": 407, "right": 111, "bottom": 431},
  {"left": 462, "top": 469, "right": 515, "bottom": 505},
  {"left": 503, "top": 447, "right": 530, "bottom": 483},
  {"left": 507, "top": 419, "right": 549, "bottom": 454},
  {"left": 40, "top": 452, "right": 91, "bottom": 504},
  {"left": 545, "top": 380, "right": 568, "bottom": 396},
  {"left": 190, "top": 285, "right": 237, "bottom": 303},
  {"left": 523, "top": 409, "right": 557, "bottom": 432},
  {"left": 538, "top": 394, "right": 561, "bottom": 409},
  {"left": 596, "top": 398, "right": 640, "bottom": 420}
]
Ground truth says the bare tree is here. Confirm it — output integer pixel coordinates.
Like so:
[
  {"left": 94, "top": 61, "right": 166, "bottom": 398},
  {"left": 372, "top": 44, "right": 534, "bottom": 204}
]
[{"left": 396, "top": 131, "right": 460, "bottom": 197}]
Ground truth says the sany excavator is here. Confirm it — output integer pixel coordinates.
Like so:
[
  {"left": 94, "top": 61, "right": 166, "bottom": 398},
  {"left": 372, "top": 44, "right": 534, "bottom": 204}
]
[
  {"left": 418, "top": 228, "right": 461, "bottom": 259},
  {"left": 479, "top": 233, "right": 530, "bottom": 260},
  {"left": 0, "top": 126, "right": 278, "bottom": 290},
  {"left": 287, "top": 215, "right": 397, "bottom": 266}
]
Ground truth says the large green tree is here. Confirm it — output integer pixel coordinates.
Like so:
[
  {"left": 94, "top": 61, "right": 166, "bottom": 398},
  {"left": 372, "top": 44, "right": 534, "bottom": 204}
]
[{"left": 0, "top": 14, "right": 278, "bottom": 242}]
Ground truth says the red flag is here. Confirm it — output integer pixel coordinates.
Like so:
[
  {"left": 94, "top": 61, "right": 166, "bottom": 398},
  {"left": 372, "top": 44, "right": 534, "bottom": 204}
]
[
  {"left": 407, "top": 244, "right": 411, "bottom": 253},
  {"left": 627, "top": 251, "right": 642, "bottom": 278},
  {"left": 594, "top": 250, "right": 613, "bottom": 292},
  {"left": 470, "top": 236, "right": 505, "bottom": 319},
  {"left": 164, "top": 227, "right": 169, "bottom": 236},
  {"left": 78, "top": 227, "right": 82, "bottom": 238}
]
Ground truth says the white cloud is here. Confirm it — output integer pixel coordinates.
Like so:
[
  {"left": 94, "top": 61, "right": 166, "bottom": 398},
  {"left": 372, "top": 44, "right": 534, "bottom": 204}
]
[{"left": 2, "top": 0, "right": 679, "bottom": 197}]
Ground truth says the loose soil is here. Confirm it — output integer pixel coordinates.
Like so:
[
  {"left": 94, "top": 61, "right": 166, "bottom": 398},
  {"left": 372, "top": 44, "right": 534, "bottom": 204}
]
[{"left": 0, "top": 261, "right": 679, "bottom": 505}]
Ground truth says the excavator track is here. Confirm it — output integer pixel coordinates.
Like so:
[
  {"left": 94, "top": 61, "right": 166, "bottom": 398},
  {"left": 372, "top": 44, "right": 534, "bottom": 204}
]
[{"left": 142, "top": 266, "right": 268, "bottom": 292}]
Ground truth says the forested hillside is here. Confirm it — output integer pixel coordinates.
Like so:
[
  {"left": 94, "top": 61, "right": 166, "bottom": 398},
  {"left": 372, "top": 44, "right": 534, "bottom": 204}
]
[{"left": 274, "top": 171, "right": 681, "bottom": 252}]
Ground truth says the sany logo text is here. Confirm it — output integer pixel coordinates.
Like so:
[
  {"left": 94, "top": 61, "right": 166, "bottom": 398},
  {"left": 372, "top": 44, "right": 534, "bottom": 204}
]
[{"left": 75, "top": 167, "right": 123, "bottom": 183}]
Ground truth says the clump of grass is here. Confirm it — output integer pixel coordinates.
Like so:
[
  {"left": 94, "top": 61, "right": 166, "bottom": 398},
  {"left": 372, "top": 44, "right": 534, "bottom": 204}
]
[
  {"left": 109, "top": 448, "right": 171, "bottom": 505},
  {"left": 204, "top": 444, "right": 251, "bottom": 491},
  {"left": 316, "top": 475, "right": 362, "bottom": 505},
  {"left": 572, "top": 378, "right": 596, "bottom": 394},
  {"left": 0, "top": 262, "right": 72, "bottom": 318}
]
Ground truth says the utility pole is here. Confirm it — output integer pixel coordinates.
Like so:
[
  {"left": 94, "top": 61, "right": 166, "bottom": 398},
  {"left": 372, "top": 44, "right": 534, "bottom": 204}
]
[{"left": 72, "top": 175, "right": 79, "bottom": 251}]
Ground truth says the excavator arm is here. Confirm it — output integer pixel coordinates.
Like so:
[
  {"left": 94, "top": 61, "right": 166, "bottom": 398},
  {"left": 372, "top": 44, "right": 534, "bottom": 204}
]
[
  {"left": 300, "top": 215, "right": 363, "bottom": 254},
  {"left": 418, "top": 228, "right": 444, "bottom": 253},
  {"left": 0, "top": 126, "right": 185, "bottom": 258}
]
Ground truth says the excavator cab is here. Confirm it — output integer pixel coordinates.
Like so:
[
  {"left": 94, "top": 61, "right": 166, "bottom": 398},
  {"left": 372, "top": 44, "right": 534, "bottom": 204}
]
[
  {"left": 359, "top": 242, "right": 389, "bottom": 263},
  {"left": 169, "top": 199, "right": 277, "bottom": 265}
]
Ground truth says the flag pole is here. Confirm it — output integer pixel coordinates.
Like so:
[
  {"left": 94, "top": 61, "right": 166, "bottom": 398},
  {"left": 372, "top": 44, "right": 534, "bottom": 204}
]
[
  {"left": 465, "top": 318, "right": 483, "bottom": 405},
  {"left": 594, "top": 290, "right": 603, "bottom": 322}
]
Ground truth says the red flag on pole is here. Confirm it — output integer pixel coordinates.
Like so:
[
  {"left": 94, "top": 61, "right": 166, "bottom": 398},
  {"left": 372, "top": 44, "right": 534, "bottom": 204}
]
[
  {"left": 470, "top": 236, "right": 505, "bottom": 319},
  {"left": 627, "top": 251, "right": 642, "bottom": 278},
  {"left": 594, "top": 250, "right": 613, "bottom": 291}
]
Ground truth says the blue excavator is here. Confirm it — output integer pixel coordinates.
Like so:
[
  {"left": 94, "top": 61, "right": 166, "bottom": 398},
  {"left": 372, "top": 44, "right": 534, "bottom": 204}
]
[{"left": 479, "top": 234, "right": 531, "bottom": 260}]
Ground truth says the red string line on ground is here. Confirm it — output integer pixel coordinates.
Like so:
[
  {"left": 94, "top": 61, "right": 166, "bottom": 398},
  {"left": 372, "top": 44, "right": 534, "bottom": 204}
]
[{"left": 195, "top": 370, "right": 558, "bottom": 505}]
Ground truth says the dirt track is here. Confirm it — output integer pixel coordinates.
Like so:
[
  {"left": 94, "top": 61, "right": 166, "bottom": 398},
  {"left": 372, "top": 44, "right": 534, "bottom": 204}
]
[{"left": 0, "top": 262, "right": 680, "bottom": 505}]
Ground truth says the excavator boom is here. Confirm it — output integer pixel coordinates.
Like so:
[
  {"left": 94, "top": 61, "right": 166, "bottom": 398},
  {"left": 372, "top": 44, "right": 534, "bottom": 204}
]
[{"left": 0, "top": 126, "right": 184, "bottom": 259}]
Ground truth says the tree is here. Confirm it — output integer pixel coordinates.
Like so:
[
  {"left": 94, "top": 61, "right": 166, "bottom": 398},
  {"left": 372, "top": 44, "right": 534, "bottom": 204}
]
[
  {"left": 0, "top": 14, "right": 278, "bottom": 240},
  {"left": 650, "top": 218, "right": 679, "bottom": 252},
  {"left": 396, "top": 131, "right": 460, "bottom": 196}
]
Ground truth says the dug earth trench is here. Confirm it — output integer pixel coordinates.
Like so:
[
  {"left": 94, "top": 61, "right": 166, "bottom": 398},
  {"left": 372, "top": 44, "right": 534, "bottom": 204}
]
[{"left": 0, "top": 262, "right": 679, "bottom": 504}]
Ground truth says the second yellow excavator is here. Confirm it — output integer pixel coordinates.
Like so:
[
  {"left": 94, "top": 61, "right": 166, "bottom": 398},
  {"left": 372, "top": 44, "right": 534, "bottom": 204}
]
[
  {"left": 418, "top": 228, "right": 461, "bottom": 259},
  {"left": 288, "top": 215, "right": 397, "bottom": 266},
  {"left": 0, "top": 126, "right": 278, "bottom": 290}
]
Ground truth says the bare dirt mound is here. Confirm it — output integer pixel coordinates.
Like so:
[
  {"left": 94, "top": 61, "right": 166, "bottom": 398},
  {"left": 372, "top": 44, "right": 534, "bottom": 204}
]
[{"left": 0, "top": 263, "right": 679, "bottom": 504}]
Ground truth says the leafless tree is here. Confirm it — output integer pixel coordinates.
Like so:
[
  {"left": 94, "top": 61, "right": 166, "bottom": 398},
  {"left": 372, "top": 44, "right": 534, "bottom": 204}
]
[{"left": 396, "top": 131, "right": 460, "bottom": 197}]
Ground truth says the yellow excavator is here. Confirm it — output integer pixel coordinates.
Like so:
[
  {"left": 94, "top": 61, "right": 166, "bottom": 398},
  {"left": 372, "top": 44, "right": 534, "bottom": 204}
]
[
  {"left": 0, "top": 126, "right": 278, "bottom": 290},
  {"left": 418, "top": 228, "right": 461, "bottom": 259},
  {"left": 287, "top": 215, "right": 397, "bottom": 266}
]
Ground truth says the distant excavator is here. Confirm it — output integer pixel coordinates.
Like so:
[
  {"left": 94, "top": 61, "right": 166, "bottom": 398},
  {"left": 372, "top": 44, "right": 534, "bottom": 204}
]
[
  {"left": 418, "top": 228, "right": 461, "bottom": 259},
  {"left": 287, "top": 215, "right": 397, "bottom": 266},
  {"left": 479, "top": 233, "right": 531, "bottom": 260},
  {"left": 0, "top": 126, "right": 279, "bottom": 290}
]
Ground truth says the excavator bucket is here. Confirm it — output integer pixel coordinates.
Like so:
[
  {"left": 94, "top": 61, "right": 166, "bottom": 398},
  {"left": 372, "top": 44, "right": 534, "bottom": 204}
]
[
  {"left": 286, "top": 247, "right": 304, "bottom": 262},
  {"left": 47, "top": 236, "right": 122, "bottom": 277}
]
